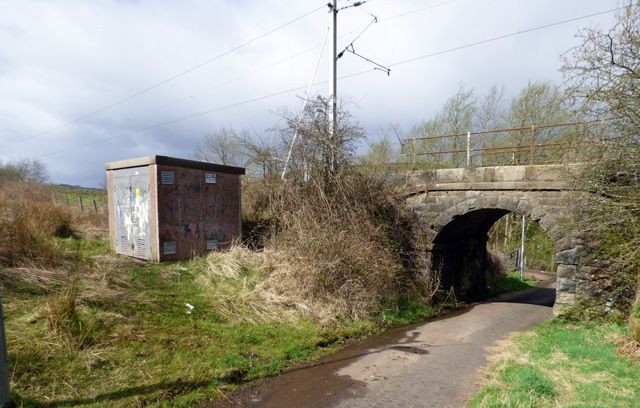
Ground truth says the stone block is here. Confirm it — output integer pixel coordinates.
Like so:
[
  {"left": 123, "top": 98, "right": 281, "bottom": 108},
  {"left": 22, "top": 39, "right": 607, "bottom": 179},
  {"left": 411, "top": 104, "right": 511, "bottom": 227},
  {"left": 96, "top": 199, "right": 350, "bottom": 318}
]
[
  {"left": 556, "top": 264, "right": 577, "bottom": 278},
  {"left": 557, "top": 277, "right": 577, "bottom": 292},
  {"left": 496, "top": 195, "right": 518, "bottom": 211},
  {"left": 495, "top": 166, "right": 527, "bottom": 182},
  {"left": 405, "top": 194, "right": 424, "bottom": 206},
  {"left": 483, "top": 195, "right": 499, "bottom": 208},
  {"left": 556, "top": 246, "right": 582, "bottom": 265},
  {"left": 529, "top": 205, "right": 546, "bottom": 221},
  {"left": 515, "top": 199, "right": 532, "bottom": 214},
  {"left": 409, "top": 204, "right": 427, "bottom": 212},
  {"left": 435, "top": 168, "right": 465, "bottom": 183},
  {"left": 554, "top": 292, "right": 576, "bottom": 317},
  {"left": 460, "top": 199, "right": 477, "bottom": 213}
]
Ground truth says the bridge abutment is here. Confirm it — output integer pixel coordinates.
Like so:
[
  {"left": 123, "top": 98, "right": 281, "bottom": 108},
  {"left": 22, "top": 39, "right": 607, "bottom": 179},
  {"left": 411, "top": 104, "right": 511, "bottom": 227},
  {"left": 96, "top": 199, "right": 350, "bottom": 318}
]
[{"left": 404, "top": 164, "right": 624, "bottom": 318}]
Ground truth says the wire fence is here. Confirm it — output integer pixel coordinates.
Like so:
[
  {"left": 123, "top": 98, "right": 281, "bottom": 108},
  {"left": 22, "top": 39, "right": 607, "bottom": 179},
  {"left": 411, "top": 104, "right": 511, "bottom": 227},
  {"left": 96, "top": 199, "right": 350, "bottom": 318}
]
[{"left": 52, "top": 190, "right": 107, "bottom": 214}]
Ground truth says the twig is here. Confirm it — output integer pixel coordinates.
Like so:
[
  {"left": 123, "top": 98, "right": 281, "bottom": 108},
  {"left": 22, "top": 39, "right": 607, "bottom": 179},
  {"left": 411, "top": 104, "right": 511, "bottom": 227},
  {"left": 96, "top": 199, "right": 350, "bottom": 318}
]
[{"left": 217, "top": 388, "right": 233, "bottom": 404}]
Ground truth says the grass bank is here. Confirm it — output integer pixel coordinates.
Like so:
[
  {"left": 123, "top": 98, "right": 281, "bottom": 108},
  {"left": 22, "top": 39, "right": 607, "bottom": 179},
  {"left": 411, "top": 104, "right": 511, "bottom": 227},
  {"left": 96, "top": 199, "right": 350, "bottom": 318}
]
[
  {"left": 470, "top": 320, "right": 640, "bottom": 408},
  {"left": 4, "top": 240, "right": 449, "bottom": 407}
]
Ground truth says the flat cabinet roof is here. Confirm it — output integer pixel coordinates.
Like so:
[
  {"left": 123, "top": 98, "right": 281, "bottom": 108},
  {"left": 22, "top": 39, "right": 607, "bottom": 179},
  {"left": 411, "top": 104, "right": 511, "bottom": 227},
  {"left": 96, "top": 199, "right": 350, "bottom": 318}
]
[{"left": 105, "top": 155, "right": 245, "bottom": 175}]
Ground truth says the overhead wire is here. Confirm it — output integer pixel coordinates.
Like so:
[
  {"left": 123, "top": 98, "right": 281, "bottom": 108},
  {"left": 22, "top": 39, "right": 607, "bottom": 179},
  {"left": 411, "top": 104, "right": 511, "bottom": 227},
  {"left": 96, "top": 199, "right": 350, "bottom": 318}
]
[
  {"left": 13, "top": 0, "right": 462, "bottom": 148},
  {"left": 37, "top": 5, "right": 623, "bottom": 158},
  {"left": 20, "top": 4, "right": 325, "bottom": 143},
  {"left": 389, "top": 6, "right": 624, "bottom": 68}
]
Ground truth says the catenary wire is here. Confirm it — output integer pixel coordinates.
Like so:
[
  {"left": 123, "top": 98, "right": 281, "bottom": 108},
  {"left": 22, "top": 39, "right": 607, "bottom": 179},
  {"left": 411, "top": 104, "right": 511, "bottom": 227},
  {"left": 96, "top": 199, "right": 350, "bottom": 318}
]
[
  {"left": 20, "top": 4, "right": 325, "bottom": 142},
  {"left": 13, "top": 0, "right": 463, "bottom": 148},
  {"left": 37, "top": 6, "right": 622, "bottom": 158}
]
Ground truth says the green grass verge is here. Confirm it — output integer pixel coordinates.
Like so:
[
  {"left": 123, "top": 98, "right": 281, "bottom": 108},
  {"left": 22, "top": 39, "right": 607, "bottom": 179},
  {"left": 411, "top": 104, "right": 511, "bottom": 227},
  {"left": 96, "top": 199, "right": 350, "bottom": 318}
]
[
  {"left": 4, "top": 240, "right": 446, "bottom": 407},
  {"left": 470, "top": 320, "right": 640, "bottom": 408},
  {"left": 492, "top": 272, "right": 537, "bottom": 293}
]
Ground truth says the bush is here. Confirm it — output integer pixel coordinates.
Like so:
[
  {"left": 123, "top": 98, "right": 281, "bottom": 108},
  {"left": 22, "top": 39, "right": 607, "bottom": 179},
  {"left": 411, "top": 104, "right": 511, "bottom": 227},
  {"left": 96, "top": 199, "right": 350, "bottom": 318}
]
[
  {"left": 237, "top": 169, "right": 438, "bottom": 324},
  {"left": 0, "top": 181, "right": 78, "bottom": 266}
]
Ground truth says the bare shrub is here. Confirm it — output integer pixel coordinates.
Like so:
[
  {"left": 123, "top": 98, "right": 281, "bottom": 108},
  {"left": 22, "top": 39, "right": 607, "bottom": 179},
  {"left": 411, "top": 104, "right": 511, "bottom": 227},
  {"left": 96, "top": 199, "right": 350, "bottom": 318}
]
[
  {"left": 0, "top": 180, "right": 108, "bottom": 267},
  {"left": 241, "top": 171, "right": 437, "bottom": 323}
]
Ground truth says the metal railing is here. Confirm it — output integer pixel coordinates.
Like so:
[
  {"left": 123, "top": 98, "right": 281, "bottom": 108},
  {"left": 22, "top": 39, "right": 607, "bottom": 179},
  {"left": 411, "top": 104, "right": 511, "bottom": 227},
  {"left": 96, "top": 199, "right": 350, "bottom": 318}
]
[{"left": 401, "top": 118, "right": 617, "bottom": 170}]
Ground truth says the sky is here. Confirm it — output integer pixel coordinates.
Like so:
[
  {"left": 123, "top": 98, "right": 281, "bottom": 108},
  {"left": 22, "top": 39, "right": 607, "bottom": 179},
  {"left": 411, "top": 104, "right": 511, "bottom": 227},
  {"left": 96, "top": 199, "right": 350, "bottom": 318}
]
[{"left": 0, "top": 0, "right": 622, "bottom": 187}]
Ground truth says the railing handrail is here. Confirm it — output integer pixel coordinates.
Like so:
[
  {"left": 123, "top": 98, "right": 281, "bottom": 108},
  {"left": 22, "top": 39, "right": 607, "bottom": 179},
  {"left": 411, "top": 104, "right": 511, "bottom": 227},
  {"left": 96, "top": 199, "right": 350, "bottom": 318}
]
[
  {"left": 401, "top": 116, "right": 620, "bottom": 169},
  {"left": 402, "top": 117, "right": 618, "bottom": 144}
]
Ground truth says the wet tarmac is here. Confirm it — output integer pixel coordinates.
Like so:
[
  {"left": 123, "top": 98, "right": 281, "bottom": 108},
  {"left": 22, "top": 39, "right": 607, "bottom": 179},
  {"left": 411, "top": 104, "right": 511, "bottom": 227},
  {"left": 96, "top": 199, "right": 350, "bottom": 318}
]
[{"left": 208, "top": 284, "right": 555, "bottom": 408}]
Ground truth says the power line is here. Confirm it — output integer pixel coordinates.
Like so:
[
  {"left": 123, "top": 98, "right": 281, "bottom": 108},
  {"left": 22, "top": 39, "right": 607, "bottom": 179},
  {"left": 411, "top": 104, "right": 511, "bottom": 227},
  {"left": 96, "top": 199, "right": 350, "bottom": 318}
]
[
  {"left": 390, "top": 6, "right": 624, "bottom": 68},
  {"left": 336, "top": 5, "right": 624, "bottom": 78},
  {"left": 38, "top": 83, "right": 319, "bottom": 159},
  {"left": 37, "top": 6, "right": 622, "bottom": 158},
  {"left": 21, "top": 4, "right": 325, "bottom": 143},
  {"left": 14, "top": 0, "right": 463, "bottom": 149}
]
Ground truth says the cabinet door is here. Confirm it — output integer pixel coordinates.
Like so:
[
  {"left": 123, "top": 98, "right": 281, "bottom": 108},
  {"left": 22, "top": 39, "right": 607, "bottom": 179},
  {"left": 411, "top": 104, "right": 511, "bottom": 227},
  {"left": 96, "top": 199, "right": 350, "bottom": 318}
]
[
  {"left": 129, "top": 173, "right": 151, "bottom": 260},
  {"left": 113, "top": 167, "right": 151, "bottom": 259}
]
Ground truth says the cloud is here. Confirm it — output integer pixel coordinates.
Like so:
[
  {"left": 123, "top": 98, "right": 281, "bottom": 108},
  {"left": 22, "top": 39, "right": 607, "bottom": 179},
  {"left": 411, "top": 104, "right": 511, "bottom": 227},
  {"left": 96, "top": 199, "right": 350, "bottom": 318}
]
[{"left": 0, "top": 0, "right": 620, "bottom": 186}]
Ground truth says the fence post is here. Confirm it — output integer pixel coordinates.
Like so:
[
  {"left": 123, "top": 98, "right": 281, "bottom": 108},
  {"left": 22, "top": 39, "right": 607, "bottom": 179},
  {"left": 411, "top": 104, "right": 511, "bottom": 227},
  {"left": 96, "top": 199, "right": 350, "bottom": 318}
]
[
  {"left": 466, "top": 131, "right": 471, "bottom": 169},
  {"left": 52, "top": 190, "right": 57, "bottom": 204},
  {"left": 412, "top": 138, "right": 417, "bottom": 170},
  {"left": 65, "top": 194, "right": 69, "bottom": 207},
  {"left": 529, "top": 125, "right": 536, "bottom": 165},
  {"left": 93, "top": 199, "right": 98, "bottom": 213},
  {"left": 78, "top": 196, "right": 84, "bottom": 213}
]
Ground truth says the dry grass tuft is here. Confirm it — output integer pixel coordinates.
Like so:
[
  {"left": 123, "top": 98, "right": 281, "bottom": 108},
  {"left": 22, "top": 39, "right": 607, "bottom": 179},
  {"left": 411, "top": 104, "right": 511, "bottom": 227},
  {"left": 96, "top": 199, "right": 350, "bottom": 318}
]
[
  {"left": 0, "top": 181, "right": 72, "bottom": 266},
  {"left": 44, "top": 279, "right": 92, "bottom": 349},
  {"left": 615, "top": 337, "right": 640, "bottom": 361},
  {"left": 198, "top": 247, "right": 306, "bottom": 324},
  {"left": 76, "top": 256, "right": 134, "bottom": 307},
  {"left": 0, "top": 266, "right": 67, "bottom": 292}
]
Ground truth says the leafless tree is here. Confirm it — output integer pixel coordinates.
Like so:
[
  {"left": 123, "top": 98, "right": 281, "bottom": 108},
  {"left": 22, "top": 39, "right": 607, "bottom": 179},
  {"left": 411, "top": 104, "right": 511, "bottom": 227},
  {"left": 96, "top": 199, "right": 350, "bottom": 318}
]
[
  {"left": 279, "top": 96, "right": 365, "bottom": 188},
  {"left": 410, "top": 85, "right": 476, "bottom": 168},
  {"left": 563, "top": 1, "right": 640, "bottom": 334},
  {"left": 194, "top": 127, "right": 248, "bottom": 167},
  {"left": 0, "top": 158, "right": 48, "bottom": 183}
]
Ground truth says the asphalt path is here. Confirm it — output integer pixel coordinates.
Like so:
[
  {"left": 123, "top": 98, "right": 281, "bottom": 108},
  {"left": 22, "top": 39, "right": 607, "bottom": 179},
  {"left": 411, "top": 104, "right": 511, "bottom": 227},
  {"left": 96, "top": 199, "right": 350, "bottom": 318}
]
[{"left": 211, "top": 286, "right": 555, "bottom": 408}]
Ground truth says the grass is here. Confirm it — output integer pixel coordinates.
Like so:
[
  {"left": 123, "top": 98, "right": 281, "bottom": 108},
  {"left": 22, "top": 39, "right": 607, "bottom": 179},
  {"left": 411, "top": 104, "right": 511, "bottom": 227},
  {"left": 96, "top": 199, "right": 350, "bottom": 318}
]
[
  {"left": 4, "top": 240, "right": 447, "bottom": 407},
  {"left": 492, "top": 271, "right": 537, "bottom": 293},
  {"left": 470, "top": 320, "right": 640, "bottom": 408}
]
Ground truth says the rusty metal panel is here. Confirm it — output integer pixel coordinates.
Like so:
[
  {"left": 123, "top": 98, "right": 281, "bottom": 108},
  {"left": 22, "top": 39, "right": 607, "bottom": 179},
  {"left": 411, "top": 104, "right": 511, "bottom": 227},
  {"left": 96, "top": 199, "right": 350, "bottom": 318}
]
[
  {"left": 113, "top": 167, "right": 152, "bottom": 260},
  {"left": 156, "top": 165, "right": 241, "bottom": 260}
]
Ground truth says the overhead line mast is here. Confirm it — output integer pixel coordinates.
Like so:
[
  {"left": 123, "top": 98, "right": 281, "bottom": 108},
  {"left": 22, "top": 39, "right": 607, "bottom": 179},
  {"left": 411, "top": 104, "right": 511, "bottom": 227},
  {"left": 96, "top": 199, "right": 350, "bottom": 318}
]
[
  {"left": 327, "top": 0, "right": 388, "bottom": 172},
  {"left": 329, "top": 1, "right": 338, "bottom": 172}
]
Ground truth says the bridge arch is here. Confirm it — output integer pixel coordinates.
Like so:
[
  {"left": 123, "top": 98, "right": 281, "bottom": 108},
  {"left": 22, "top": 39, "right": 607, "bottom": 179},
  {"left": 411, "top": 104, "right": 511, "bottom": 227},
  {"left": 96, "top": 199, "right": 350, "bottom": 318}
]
[{"left": 428, "top": 197, "right": 568, "bottom": 302}]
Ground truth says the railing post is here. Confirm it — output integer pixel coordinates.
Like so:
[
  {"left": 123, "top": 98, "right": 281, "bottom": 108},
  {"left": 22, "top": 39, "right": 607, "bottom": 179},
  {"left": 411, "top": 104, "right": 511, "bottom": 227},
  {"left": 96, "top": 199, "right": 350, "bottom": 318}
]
[
  {"left": 466, "top": 131, "right": 471, "bottom": 169},
  {"left": 529, "top": 125, "right": 536, "bottom": 165}
]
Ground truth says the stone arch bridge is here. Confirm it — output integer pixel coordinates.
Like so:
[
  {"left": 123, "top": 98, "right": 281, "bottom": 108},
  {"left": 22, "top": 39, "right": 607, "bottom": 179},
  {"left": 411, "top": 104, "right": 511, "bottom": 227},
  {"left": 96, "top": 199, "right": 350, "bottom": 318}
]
[{"left": 402, "top": 164, "right": 614, "bottom": 317}]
